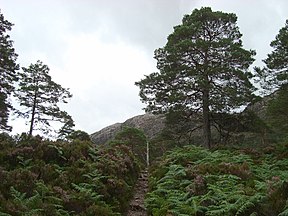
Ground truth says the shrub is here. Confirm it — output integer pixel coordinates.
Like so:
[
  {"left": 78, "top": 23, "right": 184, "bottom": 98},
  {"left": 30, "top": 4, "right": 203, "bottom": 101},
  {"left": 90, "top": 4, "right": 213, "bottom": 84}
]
[{"left": 0, "top": 135, "right": 140, "bottom": 215}]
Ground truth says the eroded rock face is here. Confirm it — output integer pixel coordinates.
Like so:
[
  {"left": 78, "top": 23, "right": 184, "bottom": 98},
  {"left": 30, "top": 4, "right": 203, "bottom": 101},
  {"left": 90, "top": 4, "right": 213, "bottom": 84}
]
[{"left": 90, "top": 114, "right": 166, "bottom": 145}]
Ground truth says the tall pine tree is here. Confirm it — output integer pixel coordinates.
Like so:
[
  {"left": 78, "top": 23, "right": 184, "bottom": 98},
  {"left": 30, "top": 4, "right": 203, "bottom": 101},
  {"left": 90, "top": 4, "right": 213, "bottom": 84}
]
[
  {"left": 16, "top": 60, "right": 73, "bottom": 136},
  {"left": 256, "top": 19, "right": 288, "bottom": 92},
  {"left": 136, "top": 7, "right": 256, "bottom": 148},
  {"left": 0, "top": 10, "right": 19, "bottom": 131}
]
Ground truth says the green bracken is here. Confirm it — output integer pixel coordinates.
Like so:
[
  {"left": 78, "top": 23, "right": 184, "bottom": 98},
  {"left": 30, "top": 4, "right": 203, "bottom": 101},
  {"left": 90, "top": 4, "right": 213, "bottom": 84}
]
[{"left": 146, "top": 144, "right": 288, "bottom": 216}]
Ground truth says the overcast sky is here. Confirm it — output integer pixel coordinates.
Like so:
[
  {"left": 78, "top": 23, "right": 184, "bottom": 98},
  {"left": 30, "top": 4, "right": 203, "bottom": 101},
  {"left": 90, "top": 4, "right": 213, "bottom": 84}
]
[{"left": 2, "top": 0, "right": 288, "bottom": 135}]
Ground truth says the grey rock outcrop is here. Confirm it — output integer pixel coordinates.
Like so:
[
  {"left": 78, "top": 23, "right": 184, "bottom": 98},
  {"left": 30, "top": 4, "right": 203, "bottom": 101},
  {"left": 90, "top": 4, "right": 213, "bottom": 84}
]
[
  {"left": 90, "top": 123, "right": 122, "bottom": 145},
  {"left": 90, "top": 113, "right": 166, "bottom": 145}
]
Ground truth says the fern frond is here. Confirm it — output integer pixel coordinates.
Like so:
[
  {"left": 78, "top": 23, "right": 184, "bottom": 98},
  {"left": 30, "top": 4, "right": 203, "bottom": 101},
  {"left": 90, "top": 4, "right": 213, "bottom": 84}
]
[
  {"left": 23, "top": 208, "right": 43, "bottom": 216},
  {"left": 0, "top": 212, "right": 12, "bottom": 216},
  {"left": 279, "top": 208, "right": 288, "bottom": 216},
  {"left": 10, "top": 187, "right": 26, "bottom": 203}
]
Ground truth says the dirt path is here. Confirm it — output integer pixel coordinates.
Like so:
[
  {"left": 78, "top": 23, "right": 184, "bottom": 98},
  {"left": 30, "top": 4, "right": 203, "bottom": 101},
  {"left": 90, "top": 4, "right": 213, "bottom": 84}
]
[{"left": 127, "top": 169, "right": 148, "bottom": 216}]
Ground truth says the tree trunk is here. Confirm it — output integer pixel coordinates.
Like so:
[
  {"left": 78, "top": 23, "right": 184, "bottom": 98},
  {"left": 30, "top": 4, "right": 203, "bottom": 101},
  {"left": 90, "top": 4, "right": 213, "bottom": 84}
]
[
  {"left": 202, "top": 89, "right": 211, "bottom": 149},
  {"left": 29, "top": 91, "right": 37, "bottom": 136},
  {"left": 146, "top": 141, "right": 149, "bottom": 167}
]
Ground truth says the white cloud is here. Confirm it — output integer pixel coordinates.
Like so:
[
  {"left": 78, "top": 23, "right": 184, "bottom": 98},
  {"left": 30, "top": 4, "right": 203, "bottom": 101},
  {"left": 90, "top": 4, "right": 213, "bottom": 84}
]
[{"left": 48, "top": 32, "right": 154, "bottom": 132}]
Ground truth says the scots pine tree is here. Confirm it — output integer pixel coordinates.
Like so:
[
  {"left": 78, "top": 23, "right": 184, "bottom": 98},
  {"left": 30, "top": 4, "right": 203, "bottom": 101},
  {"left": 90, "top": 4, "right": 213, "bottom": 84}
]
[
  {"left": 256, "top": 19, "right": 288, "bottom": 91},
  {"left": 16, "top": 60, "right": 73, "bottom": 136},
  {"left": 136, "top": 7, "right": 256, "bottom": 148},
  {"left": 114, "top": 127, "right": 147, "bottom": 164},
  {"left": 58, "top": 112, "right": 75, "bottom": 139},
  {"left": 255, "top": 20, "right": 288, "bottom": 137},
  {"left": 67, "top": 130, "right": 91, "bottom": 141},
  {"left": 0, "top": 10, "right": 19, "bottom": 131}
]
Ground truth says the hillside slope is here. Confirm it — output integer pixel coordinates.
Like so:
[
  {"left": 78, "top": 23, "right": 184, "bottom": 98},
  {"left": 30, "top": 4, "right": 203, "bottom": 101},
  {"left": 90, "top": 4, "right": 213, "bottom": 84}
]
[
  {"left": 90, "top": 90, "right": 284, "bottom": 148},
  {"left": 90, "top": 114, "right": 166, "bottom": 145}
]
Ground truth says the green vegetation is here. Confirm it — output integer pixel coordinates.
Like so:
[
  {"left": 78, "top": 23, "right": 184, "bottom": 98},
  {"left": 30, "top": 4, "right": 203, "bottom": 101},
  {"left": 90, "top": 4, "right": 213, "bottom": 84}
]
[
  {"left": 0, "top": 9, "right": 19, "bottom": 131},
  {"left": 136, "top": 7, "right": 256, "bottom": 148},
  {"left": 112, "top": 127, "right": 148, "bottom": 165},
  {"left": 66, "top": 130, "right": 92, "bottom": 142},
  {"left": 140, "top": 12, "right": 288, "bottom": 215},
  {"left": 0, "top": 133, "right": 140, "bottom": 215},
  {"left": 146, "top": 144, "right": 288, "bottom": 216},
  {"left": 266, "top": 84, "right": 288, "bottom": 136},
  {"left": 256, "top": 19, "right": 288, "bottom": 91},
  {"left": 15, "top": 60, "right": 74, "bottom": 136},
  {"left": 0, "top": 10, "right": 73, "bottom": 137},
  {"left": 1, "top": 6, "right": 288, "bottom": 216}
]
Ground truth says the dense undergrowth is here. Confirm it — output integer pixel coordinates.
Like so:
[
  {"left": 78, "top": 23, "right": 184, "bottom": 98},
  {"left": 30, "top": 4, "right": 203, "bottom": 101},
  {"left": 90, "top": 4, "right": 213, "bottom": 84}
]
[
  {"left": 146, "top": 143, "right": 288, "bottom": 216},
  {"left": 0, "top": 133, "right": 140, "bottom": 215}
]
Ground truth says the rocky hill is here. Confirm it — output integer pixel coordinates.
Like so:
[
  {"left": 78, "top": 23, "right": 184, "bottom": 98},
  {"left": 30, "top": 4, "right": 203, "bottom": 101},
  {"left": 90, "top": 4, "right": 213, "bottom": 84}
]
[
  {"left": 90, "top": 91, "right": 280, "bottom": 145},
  {"left": 90, "top": 113, "right": 166, "bottom": 144}
]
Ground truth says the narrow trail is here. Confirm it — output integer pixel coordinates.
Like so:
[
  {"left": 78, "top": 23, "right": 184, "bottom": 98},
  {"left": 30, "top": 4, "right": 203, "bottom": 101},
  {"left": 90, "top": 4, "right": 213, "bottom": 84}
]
[{"left": 127, "top": 169, "right": 148, "bottom": 216}]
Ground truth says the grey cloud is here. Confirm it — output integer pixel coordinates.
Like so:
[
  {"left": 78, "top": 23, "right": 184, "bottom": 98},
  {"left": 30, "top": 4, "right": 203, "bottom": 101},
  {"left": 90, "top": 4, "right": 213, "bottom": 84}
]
[
  {"left": 4, "top": 0, "right": 197, "bottom": 65},
  {"left": 64, "top": 0, "right": 197, "bottom": 52},
  {"left": 2, "top": 0, "right": 288, "bottom": 134}
]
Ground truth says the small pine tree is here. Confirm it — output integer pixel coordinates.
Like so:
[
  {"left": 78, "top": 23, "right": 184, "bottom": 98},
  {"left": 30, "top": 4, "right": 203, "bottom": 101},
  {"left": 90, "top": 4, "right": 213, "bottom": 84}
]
[
  {"left": 68, "top": 130, "right": 91, "bottom": 142},
  {"left": 15, "top": 60, "right": 73, "bottom": 136},
  {"left": 114, "top": 127, "right": 147, "bottom": 164}
]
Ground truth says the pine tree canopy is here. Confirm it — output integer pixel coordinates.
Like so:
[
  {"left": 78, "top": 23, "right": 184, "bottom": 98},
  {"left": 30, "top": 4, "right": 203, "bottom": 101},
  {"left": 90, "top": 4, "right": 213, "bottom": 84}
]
[
  {"left": 256, "top": 19, "right": 288, "bottom": 91},
  {"left": 15, "top": 60, "right": 73, "bottom": 136},
  {"left": 135, "top": 7, "right": 256, "bottom": 148},
  {"left": 0, "top": 10, "right": 19, "bottom": 131}
]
